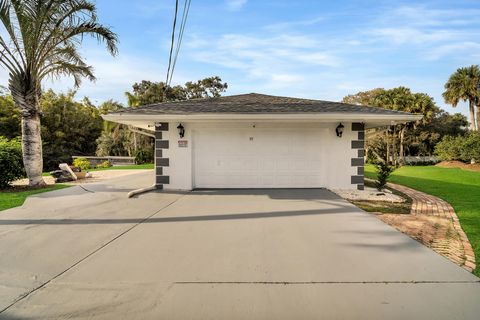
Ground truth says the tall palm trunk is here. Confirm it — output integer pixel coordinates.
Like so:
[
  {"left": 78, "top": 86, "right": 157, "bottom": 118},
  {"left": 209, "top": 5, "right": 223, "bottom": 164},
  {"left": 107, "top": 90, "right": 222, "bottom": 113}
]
[
  {"left": 21, "top": 114, "right": 45, "bottom": 186},
  {"left": 385, "top": 131, "right": 390, "bottom": 164},
  {"left": 476, "top": 104, "right": 480, "bottom": 131},
  {"left": 392, "top": 126, "right": 397, "bottom": 166},
  {"left": 399, "top": 126, "right": 406, "bottom": 165},
  {"left": 469, "top": 100, "right": 477, "bottom": 131},
  {"left": 13, "top": 87, "right": 46, "bottom": 187}
]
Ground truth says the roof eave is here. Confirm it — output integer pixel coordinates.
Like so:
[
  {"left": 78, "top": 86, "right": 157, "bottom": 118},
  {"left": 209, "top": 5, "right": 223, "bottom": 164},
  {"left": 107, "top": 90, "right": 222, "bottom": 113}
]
[{"left": 102, "top": 112, "right": 422, "bottom": 123}]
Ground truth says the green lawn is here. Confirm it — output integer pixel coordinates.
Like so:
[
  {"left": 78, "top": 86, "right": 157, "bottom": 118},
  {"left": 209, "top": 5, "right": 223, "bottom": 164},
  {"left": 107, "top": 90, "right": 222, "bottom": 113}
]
[
  {"left": 0, "top": 184, "right": 70, "bottom": 211},
  {"left": 366, "top": 164, "right": 480, "bottom": 276},
  {"left": 42, "top": 163, "right": 154, "bottom": 175},
  {"left": 5, "top": 164, "right": 152, "bottom": 211}
]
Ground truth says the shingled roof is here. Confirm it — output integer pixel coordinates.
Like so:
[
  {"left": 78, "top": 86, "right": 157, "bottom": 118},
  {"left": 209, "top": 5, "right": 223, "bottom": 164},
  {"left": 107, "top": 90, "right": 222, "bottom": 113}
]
[{"left": 112, "top": 93, "right": 412, "bottom": 116}]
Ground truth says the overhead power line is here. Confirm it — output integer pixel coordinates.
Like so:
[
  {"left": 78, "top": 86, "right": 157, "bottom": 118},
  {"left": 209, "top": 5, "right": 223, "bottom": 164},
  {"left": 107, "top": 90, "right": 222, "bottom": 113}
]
[
  {"left": 165, "top": 0, "right": 192, "bottom": 88},
  {"left": 165, "top": 0, "right": 179, "bottom": 87},
  {"left": 169, "top": 0, "right": 192, "bottom": 86}
]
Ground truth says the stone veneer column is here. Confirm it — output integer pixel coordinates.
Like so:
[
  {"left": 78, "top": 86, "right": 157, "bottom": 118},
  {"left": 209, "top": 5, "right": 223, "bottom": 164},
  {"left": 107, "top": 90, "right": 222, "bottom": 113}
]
[
  {"left": 351, "top": 122, "right": 365, "bottom": 190},
  {"left": 155, "top": 122, "right": 170, "bottom": 189}
]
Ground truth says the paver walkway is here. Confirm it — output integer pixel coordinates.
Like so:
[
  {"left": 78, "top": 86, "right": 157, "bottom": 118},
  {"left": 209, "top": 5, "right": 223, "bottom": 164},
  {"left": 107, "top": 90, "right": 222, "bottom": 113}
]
[{"left": 388, "top": 182, "right": 476, "bottom": 272}]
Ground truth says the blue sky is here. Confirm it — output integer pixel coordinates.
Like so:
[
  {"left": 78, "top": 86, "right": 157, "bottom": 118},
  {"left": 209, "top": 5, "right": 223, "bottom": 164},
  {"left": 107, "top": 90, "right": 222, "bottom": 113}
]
[{"left": 3, "top": 0, "right": 480, "bottom": 116}]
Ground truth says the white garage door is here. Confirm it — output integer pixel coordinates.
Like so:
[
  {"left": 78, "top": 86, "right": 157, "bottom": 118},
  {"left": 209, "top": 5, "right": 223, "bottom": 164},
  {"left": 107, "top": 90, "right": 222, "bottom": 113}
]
[{"left": 193, "top": 127, "right": 329, "bottom": 188}]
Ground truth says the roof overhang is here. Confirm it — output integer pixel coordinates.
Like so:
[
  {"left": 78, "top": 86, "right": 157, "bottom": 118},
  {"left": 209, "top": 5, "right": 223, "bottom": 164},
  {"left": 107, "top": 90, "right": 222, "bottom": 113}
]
[{"left": 102, "top": 113, "right": 423, "bottom": 130}]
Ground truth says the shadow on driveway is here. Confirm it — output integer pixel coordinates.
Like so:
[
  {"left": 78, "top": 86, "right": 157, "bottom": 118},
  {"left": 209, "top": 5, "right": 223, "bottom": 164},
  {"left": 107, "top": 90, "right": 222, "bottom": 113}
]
[{"left": 0, "top": 206, "right": 357, "bottom": 226}]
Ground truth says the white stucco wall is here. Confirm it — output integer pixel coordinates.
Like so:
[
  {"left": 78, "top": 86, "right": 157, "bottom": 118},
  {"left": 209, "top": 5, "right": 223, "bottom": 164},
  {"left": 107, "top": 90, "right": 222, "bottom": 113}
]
[{"left": 161, "top": 122, "right": 360, "bottom": 190}]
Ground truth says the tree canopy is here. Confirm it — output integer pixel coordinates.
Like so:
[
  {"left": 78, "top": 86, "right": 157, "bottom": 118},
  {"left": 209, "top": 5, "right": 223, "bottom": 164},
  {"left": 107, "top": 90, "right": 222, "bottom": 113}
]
[
  {"left": 443, "top": 65, "right": 480, "bottom": 131},
  {"left": 342, "top": 87, "right": 458, "bottom": 164},
  {"left": 0, "top": 0, "right": 118, "bottom": 186},
  {"left": 125, "top": 76, "right": 228, "bottom": 107},
  {"left": 40, "top": 90, "right": 103, "bottom": 170},
  {"left": 0, "top": 91, "right": 20, "bottom": 138}
]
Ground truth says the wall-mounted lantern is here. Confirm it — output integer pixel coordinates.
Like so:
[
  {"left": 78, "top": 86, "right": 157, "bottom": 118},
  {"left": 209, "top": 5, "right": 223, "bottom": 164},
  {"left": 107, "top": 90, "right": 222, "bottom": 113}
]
[
  {"left": 335, "top": 123, "right": 344, "bottom": 137},
  {"left": 177, "top": 123, "right": 185, "bottom": 138}
]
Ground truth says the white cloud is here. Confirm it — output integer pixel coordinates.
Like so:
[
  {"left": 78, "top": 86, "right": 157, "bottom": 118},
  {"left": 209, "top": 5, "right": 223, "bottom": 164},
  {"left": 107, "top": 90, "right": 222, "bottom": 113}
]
[
  {"left": 425, "top": 42, "right": 480, "bottom": 61},
  {"left": 295, "top": 52, "right": 340, "bottom": 67},
  {"left": 188, "top": 33, "right": 341, "bottom": 87},
  {"left": 41, "top": 49, "right": 172, "bottom": 104},
  {"left": 369, "top": 27, "right": 457, "bottom": 45},
  {"left": 264, "top": 17, "right": 324, "bottom": 32},
  {"left": 384, "top": 5, "right": 480, "bottom": 27},
  {"left": 132, "top": 1, "right": 173, "bottom": 18},
  {"left": 270, "top": 73, "right": 304, "bottom": 86},
  {"left": 225, "top": 0, "right": 247, "bottom": 11},
  {"left": 363, "top": 4, "right": 480, "bottom": 65}
]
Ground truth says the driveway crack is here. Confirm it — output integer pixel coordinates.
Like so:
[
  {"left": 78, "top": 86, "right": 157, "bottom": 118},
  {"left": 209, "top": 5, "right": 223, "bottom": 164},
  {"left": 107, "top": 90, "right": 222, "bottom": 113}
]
[{"left": 78, "top": 185, "right": 95, "bottom": 193}]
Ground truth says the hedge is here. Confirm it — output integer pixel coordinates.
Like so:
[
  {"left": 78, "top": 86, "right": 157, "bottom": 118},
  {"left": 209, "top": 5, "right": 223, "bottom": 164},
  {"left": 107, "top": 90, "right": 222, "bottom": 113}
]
[
  {"left": 0, "top": 137, "right": 25, "bottom": 188},
  {"left": 435, "top": 132, "right": 480, "bottom": 162}
]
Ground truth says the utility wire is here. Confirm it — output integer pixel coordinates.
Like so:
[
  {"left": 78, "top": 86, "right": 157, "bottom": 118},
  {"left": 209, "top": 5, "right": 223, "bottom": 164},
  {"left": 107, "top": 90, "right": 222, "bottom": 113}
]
[
  {"left": 165, "top": 0, "right": 179, "bottom": 90},
  {"left": 168, "top": 0, "right": 191, "bottom": 86}
]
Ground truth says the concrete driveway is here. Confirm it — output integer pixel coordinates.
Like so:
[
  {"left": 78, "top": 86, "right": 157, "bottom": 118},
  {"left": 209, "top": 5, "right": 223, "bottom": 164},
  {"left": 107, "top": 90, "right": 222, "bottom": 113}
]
[{"left": 0, "top": 171, "right": 479, "bottom": 319}]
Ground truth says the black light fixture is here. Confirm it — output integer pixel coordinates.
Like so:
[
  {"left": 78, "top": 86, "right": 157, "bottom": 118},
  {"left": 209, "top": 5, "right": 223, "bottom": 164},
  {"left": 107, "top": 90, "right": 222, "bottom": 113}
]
[
  {"left": 177, "top": 123, "right": 185, "bottom": 138},
  {"left": 335, "top": 123, "right": 344, "bottom": 137}
]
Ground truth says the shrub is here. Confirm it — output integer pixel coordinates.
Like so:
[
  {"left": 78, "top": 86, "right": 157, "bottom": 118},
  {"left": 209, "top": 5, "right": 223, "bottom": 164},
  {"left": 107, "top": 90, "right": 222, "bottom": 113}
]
[
  {"left": 435, "top": 135, "right": 463, "bottom": 161},
  {"left": 134, "top": 149, "right": 153, "bottom": 164},
  {"left": 374, "top": 161, "right": 394, "bottom": 191},
  {"left": 435, "top": 132, "right": 480, "bottom": 162},
  {"left": 0, "top": 137, "right": 25, "bottom": 188},
  {"left": 96, "top": 160, "right": 112, "bottom": 169},
  {"left": 460, "top": 132, "right": 480, "bottom": 163},
  {"left": 72, "top": 157, "right": 91, "bottom": 171}
]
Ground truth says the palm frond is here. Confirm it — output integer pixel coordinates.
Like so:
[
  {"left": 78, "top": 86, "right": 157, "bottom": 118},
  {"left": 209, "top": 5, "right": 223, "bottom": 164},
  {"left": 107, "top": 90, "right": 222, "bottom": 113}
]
[{"left": 0, "top": 0, "right": 118, "bottom": 100}]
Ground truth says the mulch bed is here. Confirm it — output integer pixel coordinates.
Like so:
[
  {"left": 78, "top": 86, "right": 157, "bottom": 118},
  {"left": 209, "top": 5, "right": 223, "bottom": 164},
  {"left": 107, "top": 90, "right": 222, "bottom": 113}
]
[{"left": 436, "top": 160, "right": 480, "bottom": 172}]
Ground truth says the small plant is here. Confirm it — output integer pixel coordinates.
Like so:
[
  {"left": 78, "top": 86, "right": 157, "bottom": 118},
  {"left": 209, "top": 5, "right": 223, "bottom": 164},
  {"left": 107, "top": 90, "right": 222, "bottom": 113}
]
[
  {"left": 0, "top": 137, "right": 25, "bottom": 188},
  {"left": 72, "top": 157, "right": 91, "bottom": 171},
  {"left": 134, "top": 149, "right": 153, "bottom": 165},
  {"left": 374, "top": 161, "right": 394, "bottom": 191},
  {"left": 95, "top": 160, "right": 112, "bottom": 169}
]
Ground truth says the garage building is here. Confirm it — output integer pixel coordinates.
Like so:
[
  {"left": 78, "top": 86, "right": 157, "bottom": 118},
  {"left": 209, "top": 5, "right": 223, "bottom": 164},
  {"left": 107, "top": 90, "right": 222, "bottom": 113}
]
[{"left": 103, "top": 93, "right": 421, "bottom": 191}]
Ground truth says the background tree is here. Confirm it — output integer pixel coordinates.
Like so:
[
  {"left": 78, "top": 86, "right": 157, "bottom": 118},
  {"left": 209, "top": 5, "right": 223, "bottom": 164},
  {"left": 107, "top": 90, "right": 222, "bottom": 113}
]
[
  {"left": 343, "top": 87, "right": 438, "bottom": 165},
  {"left": 342, "top": 88, "right": 385, "bottom": 106},
  {"left": 95, "top": 100, "right": 152, "bottom": 157},
  {"left": 404, "top": 112, "right": 468, "bottom": 155},
  {"left": 0, "top": 90, "right": 20, "bottom": 138},
  {"left": 443, "top": 65, "right": 480, "bottom": 131},
  {"left": 184, "top": 76, "right": 229, "bottom": 99},
  {"left": 125, "top": 81, "right": 186, "bottom": 106},
  {"left": 40, "top": 90, "right": 103, "bottom": 170},
  {"left": 125, "top": 77, "right": 228, "bottom": 106},
  {"left": 0, "top": 0, "right": 118, "bottom": 186}
]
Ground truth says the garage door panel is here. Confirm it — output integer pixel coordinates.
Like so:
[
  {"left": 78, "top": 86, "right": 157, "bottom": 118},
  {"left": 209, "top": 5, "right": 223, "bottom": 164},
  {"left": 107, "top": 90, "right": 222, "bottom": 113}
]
[{"left": 194, "top": 128, "right": 328, "bottom": 188}]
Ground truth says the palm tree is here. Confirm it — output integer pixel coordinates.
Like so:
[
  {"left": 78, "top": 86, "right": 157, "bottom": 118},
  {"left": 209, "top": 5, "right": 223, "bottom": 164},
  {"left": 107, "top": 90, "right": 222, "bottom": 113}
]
[
  {"left": 374, "top": 87, "right": 437, "bottom": 165},
  {"left": 443, "top": 65, "right": 480, "bottom": 131},
  {"left": 0, "top": 0, "right": 118, "bottom": 186}
]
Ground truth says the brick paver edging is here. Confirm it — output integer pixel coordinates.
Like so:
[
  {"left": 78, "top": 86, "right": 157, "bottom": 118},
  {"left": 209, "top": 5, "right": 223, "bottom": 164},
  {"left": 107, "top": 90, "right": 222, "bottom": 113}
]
[{"left": 388, "top": 182, "right": 476, "bottom": 273}]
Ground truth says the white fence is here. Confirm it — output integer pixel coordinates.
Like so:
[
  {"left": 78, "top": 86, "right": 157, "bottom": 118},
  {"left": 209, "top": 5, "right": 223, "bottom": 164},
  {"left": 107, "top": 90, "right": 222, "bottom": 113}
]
[{"left": 404, "top": 156, "right": 439, "bottom": 164}]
